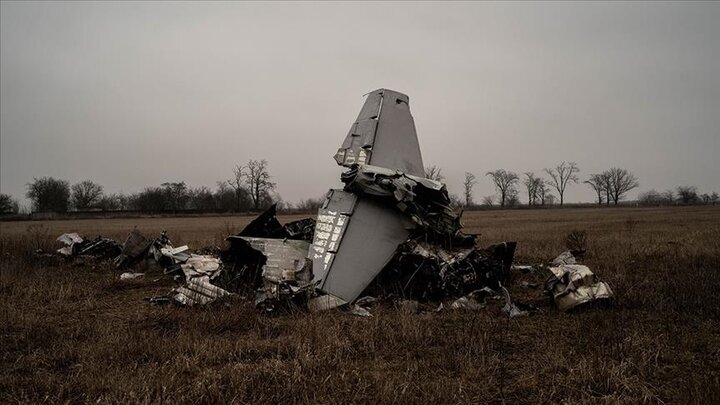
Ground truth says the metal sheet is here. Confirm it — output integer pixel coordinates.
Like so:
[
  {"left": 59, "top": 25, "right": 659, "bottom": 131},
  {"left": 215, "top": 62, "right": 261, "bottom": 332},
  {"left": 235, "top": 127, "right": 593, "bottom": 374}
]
[
  {"left": 237, "top": 237, "right": 311, "bottom": 284},
  {"left": 368, "top": 89, "right": 424, "bottom": 177},
  {"left": 312, "top": 192, "right": 412, "bottom": 303},
  {"left": 334, "top": 89, "right": 424, "bottom": 176},
  {"left": 309, "top": 189, "right": 357, "bottom": 281}
]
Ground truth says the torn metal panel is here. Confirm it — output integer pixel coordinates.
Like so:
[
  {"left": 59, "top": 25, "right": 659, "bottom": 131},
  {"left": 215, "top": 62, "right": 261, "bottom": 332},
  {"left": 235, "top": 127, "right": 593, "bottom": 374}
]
[
  {"left": 56, "top": 233, "right": 121, "bottom": 259},
  {"left": 307, "top": 294, "right": 347, "bottom": 312},
  {"left": 173, "top": 276, "right": 233, "bottom": 306},
  {"left": 308, "top": 189, "right": 357, "bottom": 282},
  {"left": 238, "top": 204, "right": 285, "bottom": 238},
  {"left": 116, "top": 229, "right": 153, "bottom": 268},
  {"left": 180, "top": 254, "right": 222, "bottom": 279},
  {"left": 160, "top": 245, "right": 191, "bottom": 263},
  {"left": 283, "top": 218, "right": 316, "bottom": 241},
  {"left": 334, "top": 89, "right": 424, "bottom": 177},
  {"left": 236, "top": 237, "right": 312, "bottom": 285},
  {"left": 551, "top": 251, "right": 578, "bottom": 266},
  {"left": 545, "top": 264, "right": 614, "bottom": 312},
  {"left": 341, "top": 164, "right": 464, "bottom": 240},
  {"left": 315, "top": 195, "right": 413, "bottom": 303}
]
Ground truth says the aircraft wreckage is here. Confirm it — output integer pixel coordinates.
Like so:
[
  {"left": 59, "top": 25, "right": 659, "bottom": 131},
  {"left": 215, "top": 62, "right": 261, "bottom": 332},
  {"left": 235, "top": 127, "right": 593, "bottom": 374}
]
[{"left": 53, "top": 89, "right": 614, "bottom": 314}]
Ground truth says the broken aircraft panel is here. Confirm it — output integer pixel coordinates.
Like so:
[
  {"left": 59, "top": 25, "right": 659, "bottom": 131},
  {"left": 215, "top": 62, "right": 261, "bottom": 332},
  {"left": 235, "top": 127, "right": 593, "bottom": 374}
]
[
  {"left": 313, "top": 89, "right": 432, "bottom": 304},
  {"left": 334, "top": 89, "right": 424, "bottom": 177},
  {"left": 310, "top": 189, "right": 414, "bottom": 304}
]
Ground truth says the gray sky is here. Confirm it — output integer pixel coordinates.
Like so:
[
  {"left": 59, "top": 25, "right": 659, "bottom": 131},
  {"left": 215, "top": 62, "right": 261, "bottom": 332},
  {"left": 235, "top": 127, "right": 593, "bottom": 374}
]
[{"left": 2, "top": 1, "right": 718, "bottom": 208}]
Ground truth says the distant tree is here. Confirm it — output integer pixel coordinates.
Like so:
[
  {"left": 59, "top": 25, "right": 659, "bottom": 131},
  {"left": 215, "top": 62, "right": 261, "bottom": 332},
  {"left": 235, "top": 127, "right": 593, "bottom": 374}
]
[
  {"left": 481, "top": 195, "right": 495, "bottom": 207},
  {"left": 0, "top": 194, "right": 19, "bottom": 214},
  {"left": 523, "top": 172, "right": 543, "bottom": 205},
  {"left": 227, "top": 165, "right": 252, "bottom": 211},
  {"left": 425, "top": 165, "right": 444, "bottom": 181},
  {"left": 638, "top": 189, "right": 661, "bottom": 205},
  {"left": 506, "top": 189, "right": 520, "bottom": 207},
  {"left": 116, "top": 193, "right": 130, "bottom": 211},
  {"left": 71, "top": 180, "right": 104, "bottom": 210},
  {"left": 98, "top": 194, "right": 121, "bottom": 211},
  {"left": 448, "top": 193, "right": 463, "bottom": 209},
  {"left": 676, "top": 186, "right": 699, "bottom": 204},
  {"left": 486, "top": 169, "right": 519, "bottom": 207},
  {"left": 214, "top": 181, "right": 237, "bottom": 212},
  {"left": 545, "top": 194, "right": 556, "bottom": 205},
  {"left": 463, "top": 172, "right": 477, "bottom": 207},
  {"left": 537, "top": 180, "right": 549, "bottom": 205},
  {"left": 700, "top": 193, "right": 711, "bottom": 204},
  {"left": 188, "top": 186, "right": 216, "bottom": 210},
  {"left": 605, "top": 168, "right": 639, "bottom": 205},
  {"left": 711, "top": 192, "right": 719, "bottom": 205},
  {"left": 661, "top": 190, "right": 675, "bottom": 205},
  {"left": 243, "top": 159, "right": 276, "bottom": 210},
  {"left": 161, "top": 182, "right": 189, "bottom": 212},
  {"left": 129, "top": 187, "right": 166, "bottom": 211},
  {"left": 544, "top": 162, "right": 579, "bottom": 206},
  {"left": 584, "top": 174, "right": 606, "bottom": 205},
  {"left": 296, "top": 196, "right": 325, "bottom": 213},
  {"left": 26, "top": 177, "right": 71, "bottom": 212}
]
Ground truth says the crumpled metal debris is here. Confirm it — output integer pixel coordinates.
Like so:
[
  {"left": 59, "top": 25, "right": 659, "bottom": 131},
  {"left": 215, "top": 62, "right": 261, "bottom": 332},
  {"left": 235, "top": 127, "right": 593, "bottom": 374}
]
[
  {"left": 172, "top": 276, "right": 233, "bottom": 306},
  {"left": 56, "top": 233, "right": 121, "bottom": 259},
  {"left": 450, "top": 287, "right": 498, "bottom": 310},
  {"left": 115, "top": 229, "right": 153, "bottom": 268},
  {"left": 367, "top": 240, "right": 516, "bottom": 302},
  {"left": 341, "top": 164, "right": 468, "bottom": 241},
  {"left": 545, "top": 251, "right": 614, "bottom": 311}
]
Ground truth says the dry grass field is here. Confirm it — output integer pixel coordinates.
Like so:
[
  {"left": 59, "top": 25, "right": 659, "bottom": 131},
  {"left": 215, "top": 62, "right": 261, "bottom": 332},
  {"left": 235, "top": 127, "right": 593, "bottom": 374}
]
[{"left": 1, "top": 206, "right": 719, "bottom": 403}]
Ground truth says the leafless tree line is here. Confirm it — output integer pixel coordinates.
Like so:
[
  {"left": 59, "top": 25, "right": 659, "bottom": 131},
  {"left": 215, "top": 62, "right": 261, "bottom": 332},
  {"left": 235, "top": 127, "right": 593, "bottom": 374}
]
[
  {"left": 11, "top": 159, "right": 280, "bottom": 214},
  {"left": 1, "top": 160, "right": 716, "bottom": 215}
]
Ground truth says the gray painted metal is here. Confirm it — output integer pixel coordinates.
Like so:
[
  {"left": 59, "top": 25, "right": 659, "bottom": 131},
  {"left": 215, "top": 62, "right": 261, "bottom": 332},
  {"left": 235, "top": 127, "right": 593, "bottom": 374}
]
[
  {"left": 310, "top": 190, "right": 412, "bottom": 303},
  {"left": 334, "top": 89, "right": 424, "bottom": 176},
  {"left": 319, "top": 197, "right": 412, "bottom": 302},
  {"left": 312, "top": 89, "right": 427, "bottom": 304}
]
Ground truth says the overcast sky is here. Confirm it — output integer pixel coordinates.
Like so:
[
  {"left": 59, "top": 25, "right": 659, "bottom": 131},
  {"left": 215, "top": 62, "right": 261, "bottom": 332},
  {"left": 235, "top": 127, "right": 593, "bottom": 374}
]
[{"left": 1, "top": 1, "right": 718, "bottom": 208}]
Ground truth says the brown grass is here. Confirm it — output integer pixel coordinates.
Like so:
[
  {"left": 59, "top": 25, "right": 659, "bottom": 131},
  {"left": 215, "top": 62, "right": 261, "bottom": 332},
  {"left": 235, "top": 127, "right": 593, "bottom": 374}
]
[{"left": 1, "top": 206, "right": 719, "bottom": 403}]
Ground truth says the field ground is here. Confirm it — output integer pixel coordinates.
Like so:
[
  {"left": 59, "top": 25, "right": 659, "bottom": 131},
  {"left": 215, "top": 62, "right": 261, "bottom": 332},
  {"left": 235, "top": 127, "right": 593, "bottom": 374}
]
[{"left": 1, "top": 206, "right": 719, "bottom": 403}]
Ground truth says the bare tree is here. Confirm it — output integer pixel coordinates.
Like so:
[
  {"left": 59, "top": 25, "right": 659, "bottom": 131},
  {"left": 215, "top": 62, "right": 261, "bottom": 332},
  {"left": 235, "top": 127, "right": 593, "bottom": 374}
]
[
  {"left": 188, "top": 186, "right": 216, "bottom": 210},
  {"left": 98, "top": 194, "right": 121, "bottom": 211},
  {"left": 676, "top": 186, "right": 699, "bottom": 204},
  {"left": 0, "top": 194, "right": 19, "bottom": 214},
  {"left": 227, "top": 165, "right": 249, "bottom": 211},
  {"left": 584, "top": 174, "right": 606, "bottom": 205},
  {"left": 661, "top": 190, "right": 675, "bottom": 205},
  {"left": 295, "top": 196, "right": 325, "bottom": 213},
  {"left": 448, "top": 194, "right": 463, "bottom": 209},
  {"left": 536, "top": 180, "right": 548, "bottom": 205},
  {"left": 26, "top": 177, "right": 71, "bottom": 212},
  {"left": 481, "top": 195, "right": 495, "bottom": 207},
  {"left": 71, "top": 180, "right": 104, "bottom": 210},
  {"left": 463, "top": 172, "right": 477, "bottom": 207},
  {"left": 606, "top": 168, "right": 639, "bottom": 205},
  {"left": 523, "top": 172, "right": 543, "bottom": 205},
  {"left": 161, "top": 182, "right": 189, "bottom": 212},
  {"left": 506, "top": 188, "right": 520, "bottom": 207},
  {"left": 425, "top": 165, "right": 444, "bottom": 181},
  {"left": 214, "top": 181, "right": 237, "bottom": 212},
  {"left": 544, "top": 162, "right": 579, "bottom": 206},
  {"left": 244, "top": 159, "right": 276, "bottom": 210},
  {"left": 485, "top": 169, "right": 519, "bottom": 207}
]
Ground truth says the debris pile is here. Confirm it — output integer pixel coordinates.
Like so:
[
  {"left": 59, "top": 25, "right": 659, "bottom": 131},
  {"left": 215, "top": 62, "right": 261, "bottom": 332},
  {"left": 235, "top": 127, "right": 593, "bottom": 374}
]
[
  {"left": 56, "top": 233, "right": 121, "bottom": 259},
  {"left": 46, "top": 89, "right": 614, "bottom": 317},
  {"left": 544, "top": 251, "right": 614, "bottom": 311}
]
